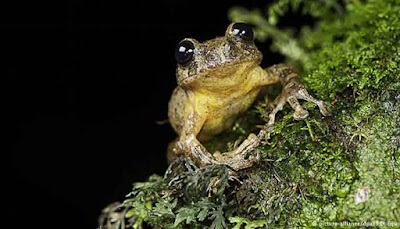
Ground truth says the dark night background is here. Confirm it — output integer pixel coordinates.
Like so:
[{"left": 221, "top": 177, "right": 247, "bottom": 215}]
[{"left": 5, "top": 0, "right": 309, "bottom": 228}]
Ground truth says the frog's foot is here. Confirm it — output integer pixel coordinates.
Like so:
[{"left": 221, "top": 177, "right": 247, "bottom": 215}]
[
  {"left": 268, "top": 83, "right": 331, "bottom": 127},
  {"left": 176, "top": 137, "right": 220, "bottom": 167},
  {"left": 176, "top": 137, "right": 256, "bottom": 171},
  {"left": 213, "top": 133, "right": 261, "bottom": 171},
  {"left": 177, "top": 131, "right": 271, "bottom": 171}
]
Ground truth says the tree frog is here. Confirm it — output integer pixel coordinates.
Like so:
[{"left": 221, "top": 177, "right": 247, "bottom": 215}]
[{"left": 168, "top": 22, "right": 330, "bottom": 170}]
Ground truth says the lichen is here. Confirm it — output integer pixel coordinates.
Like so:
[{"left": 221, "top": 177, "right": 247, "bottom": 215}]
[{"left": 99, "top": 0, "right": 400, "bottom": 228}]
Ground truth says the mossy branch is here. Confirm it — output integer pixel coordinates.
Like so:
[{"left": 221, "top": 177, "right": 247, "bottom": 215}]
[{"left": 99, "top": 0, "right": 400, "bottom": 228}]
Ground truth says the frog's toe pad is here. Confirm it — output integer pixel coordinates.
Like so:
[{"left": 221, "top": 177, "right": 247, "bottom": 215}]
[
  {"left": 320, "top": 104, "right": 332, "bottom": 116},
  {"left": 294, "top": 108, "right": 309, "bottom": 120}
]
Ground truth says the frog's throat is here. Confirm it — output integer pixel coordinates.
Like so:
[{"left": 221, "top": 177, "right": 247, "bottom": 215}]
[{"left": 178, "top": 60, "right": 260, "bottom": 88}]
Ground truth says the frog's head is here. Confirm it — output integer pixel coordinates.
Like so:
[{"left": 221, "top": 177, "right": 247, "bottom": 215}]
[{"left": 175, "top": 22, "right": 262, "bottom": 88}]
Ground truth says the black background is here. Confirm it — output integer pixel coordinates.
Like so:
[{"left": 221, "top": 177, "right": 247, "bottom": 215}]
[{"left": 5, "top": 0, "right": 309, "bottom": 228}]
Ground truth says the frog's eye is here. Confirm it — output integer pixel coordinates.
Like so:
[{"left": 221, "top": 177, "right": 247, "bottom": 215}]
[
  {"left": 229, "top": 22, "right": 254, "bottom": 41},
  {"left": 175, "top": 40, "right": 195, "bottom": 65}
]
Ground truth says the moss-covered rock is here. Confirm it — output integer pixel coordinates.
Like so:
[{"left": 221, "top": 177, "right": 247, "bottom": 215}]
[{"left": 99, "top": 0, "right": 400, "bottom": 228}]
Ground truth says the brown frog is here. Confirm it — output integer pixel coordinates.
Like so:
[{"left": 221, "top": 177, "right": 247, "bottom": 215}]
[{"left": 168, "top": 22, "right": 330, "bottom": 171}]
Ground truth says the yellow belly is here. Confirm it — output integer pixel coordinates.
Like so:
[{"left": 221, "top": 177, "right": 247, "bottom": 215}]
[{"left": 198, "top": 88, "right": 260, "bottom": 141}]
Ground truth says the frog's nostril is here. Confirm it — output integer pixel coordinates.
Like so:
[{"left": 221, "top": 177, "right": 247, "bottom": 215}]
[{"left": 205, "top": 52, "right": 222, "bottom": 67}]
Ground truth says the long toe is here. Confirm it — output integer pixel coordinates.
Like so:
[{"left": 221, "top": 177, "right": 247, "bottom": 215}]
[
  {"left": 320, "top": 103, "right": 332, "bottom": 116},
  {"left": 294, "top": 108, "right": 309, "bottom": 120}
]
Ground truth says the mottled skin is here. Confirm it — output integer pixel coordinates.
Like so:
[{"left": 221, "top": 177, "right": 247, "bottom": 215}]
[{"left": 168, "top": 23, "right": 330, "bottom": 170}]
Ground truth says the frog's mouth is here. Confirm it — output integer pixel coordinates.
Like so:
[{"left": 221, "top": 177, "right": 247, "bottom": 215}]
[
  {"left": 178, "top": 75, "right": 201, "bottom": 87},
  {"left": 179, "top": 60, "right": 260, "bottom": 88}
]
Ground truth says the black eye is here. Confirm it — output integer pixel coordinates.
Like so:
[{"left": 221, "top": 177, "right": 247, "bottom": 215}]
[
  {"left": 230, "top": 22, "right": 254, "bottom": 41},
  {"left": 175, "top": 40, "right": 195, "bottom": 65}
]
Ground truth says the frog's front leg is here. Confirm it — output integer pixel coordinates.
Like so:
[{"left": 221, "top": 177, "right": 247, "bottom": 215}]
[
  {"left": 264, "top": 64, "right": 331, "bottom": 127},
  {"left": 176, "top": 107, "right": 217, "bottom": 167},
  {"left": 177, "top": 104, "right": 260, "bottom": 170}
]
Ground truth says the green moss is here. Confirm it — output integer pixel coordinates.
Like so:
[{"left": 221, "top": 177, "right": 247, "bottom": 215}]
[
  {"left": 302, "top": 0, "right": 400, "bottom": 100},
  {"left": 230, "top": 0, "right": 400, "bottom": 100},
  {"left": 295, "top": 91, "right": 400, "bottom": 227},
  {"left": 99, "top": 0, "right": 400, "bottom": 228}
]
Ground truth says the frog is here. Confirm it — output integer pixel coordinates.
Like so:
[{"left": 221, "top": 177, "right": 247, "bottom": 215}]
[{"left": 168, "top": 22, "right": 331, "bottom": 171}]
